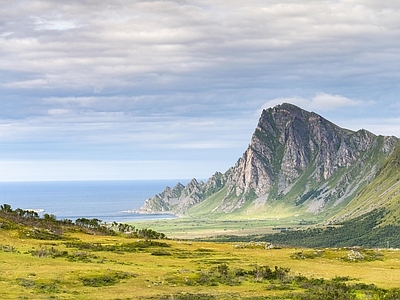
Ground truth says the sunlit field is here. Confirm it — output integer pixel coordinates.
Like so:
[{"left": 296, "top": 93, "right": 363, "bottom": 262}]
[
  {"left": 130, "top": 217, "right": 311, "bottom": 239},
  {"left": 1, "top": 225, "right": 400, "bottom": 299}
]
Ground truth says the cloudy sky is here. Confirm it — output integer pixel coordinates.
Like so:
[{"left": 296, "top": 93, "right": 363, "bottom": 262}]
[{"left": 1, "top": 0, "right": 399, "bottom": 181}]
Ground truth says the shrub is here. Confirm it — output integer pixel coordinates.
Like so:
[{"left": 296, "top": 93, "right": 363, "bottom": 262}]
[
  {"left": 0, "top": 244, "right": 16, "bottom": 252},
  {"left": 16, "top": 278, "right": 60, "bottom": 293},
  {"left": 20, "top": 228, "right": 63, "bottom": 240},
  {"left": 342, "top": 249, "right": 384, "bottom": 262},
  {"left": 248, "top": 265, "right": 290, "bottom": 282},
  {"left": 16, "top": 278, "right": 35, "bottom": 288},
  {"left": 142, "top": 293, "right": 217, "bottom": 300},
  {"left": 384, "top": 288, "right": 400, "bottom": 300},
  {"left": 29, "top": 247, "right": 68, "bottom": 258},
  {"left": 67, "top": 251, "right": 98, "bottom": 263},
  {"left": 80, "top": 271, "right": 136, "bottom": 287},
  {"left": 64, "top": 240, "right": 171, "bottom": 254},
  {"left": 151, "top": 250, "right": 172, "bottom": 256},
  {"left": 290, "top": 250, "right": 324, "bottom": 259},
  {"left": 81, "top": 275, "right": 118, "bottom": 287}
]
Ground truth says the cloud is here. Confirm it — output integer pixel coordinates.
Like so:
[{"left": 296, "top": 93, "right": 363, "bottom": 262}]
[
  {"left": 262, "top": 93, "right": 365, "bottom": 112},
  {"left": 3, "top": 79, "right": 49, "bottom": 89},
  {"left": 1, "top": 0, "right": 399, "bottom": 180},
  {"left": 31, "top": 16, "right": 80, "bottom": 31},
  {"left": 337, "top": 117, "right": 400, "bottom": 137},
  {"left": 47, "top": 108, "right": 70, "bottom": 116},
  {"left": 1, "top": 0, "right": 400, "bottom": 93}
]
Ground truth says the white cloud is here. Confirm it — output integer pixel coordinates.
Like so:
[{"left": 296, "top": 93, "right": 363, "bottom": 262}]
[
  {"left": 262, "top": 93, "right": 365, "bottom": 112},
  {"left": 337, "top": 117, "right": 400, "bottom": 137},
  {"left": 0, "top": 0, "right": 399, "bottom": 180},
  {"left": 48, "top": 108, "right": 70, "bottom": 116},
  {"left": 3, "top": 79, "right": 49, "bottom": 89},
  {"left": 1, "top": 0, "right": 400, "bottom": 91},
  {"left": 311, "top": 93, "right": 362, "bottom": 110}
]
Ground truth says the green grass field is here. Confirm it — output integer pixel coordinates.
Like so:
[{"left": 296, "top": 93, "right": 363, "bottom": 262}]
[
  {"left": 1, "top": 223, "right": 400, "bottom": 299},
  {"left": 130, "top": 216, "right": 316, "bottom": 239}
]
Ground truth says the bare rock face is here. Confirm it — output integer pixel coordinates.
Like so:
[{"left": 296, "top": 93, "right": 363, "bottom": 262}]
[
  {"left": 140, "top": 182, "right": 185, "bottom": 213},
  {"left": 140, "top": 103, "right": 399, "bottom": 217},
  {"left": 140, "top": 179, "right": 205, "bottom": 216}
]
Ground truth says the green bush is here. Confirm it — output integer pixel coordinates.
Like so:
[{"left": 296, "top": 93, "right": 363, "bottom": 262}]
[
  {"left": 151, "top": 250, "right": 172, "bottom": 256},
  {"left": 20, "top": 228, "right": 63, "bottom": 240},
  {"left": 80, "top": 271, "right": 136, "bottom": 287},
  {"left": 67, "top": 251, "right": 99, "bottom": 263},
  {"left": 290, "top": 250, "right": 324, "bottom": 260},
  {"left": 29, "top": 247, "right": 68, "bottom": 258},
  {"left": 64, "top": 240, "right": 171, "bottom": 254},
  {"left": 0, "top": 244, "right": 16, "bottom": 252},
  {"left": 141, "top": 293, "right": 217, "bottom": 300},
  {"left": 16, "top": 278, "right": 60, "bottom": 293}
]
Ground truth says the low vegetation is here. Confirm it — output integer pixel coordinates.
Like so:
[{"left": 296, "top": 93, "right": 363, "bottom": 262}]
[
  {"left": 0, "top": 203, "right": 165, "bottom": 239},
  {"left": 1, "top": 204, "right": 400, "bottom": 299},
  {"left": 204, "top": 209, "right": 400, "bottom": 248}
]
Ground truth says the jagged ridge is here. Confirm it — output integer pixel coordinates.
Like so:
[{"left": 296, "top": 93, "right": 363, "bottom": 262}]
[{"left": 140, "top": 103, "right": 399, "bottom": 220}]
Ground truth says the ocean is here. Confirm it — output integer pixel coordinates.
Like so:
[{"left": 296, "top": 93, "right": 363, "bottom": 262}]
[{"left": 0, "top": 180, "right": 188, "bottom": 223}]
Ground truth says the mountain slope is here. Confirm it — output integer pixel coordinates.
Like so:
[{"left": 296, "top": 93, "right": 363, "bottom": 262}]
[
  {"left": 330, "top": 144, "right": 400, "bottom": 225},
  {"left": 140, "top": 103, "right": 399, "bottom": 221}
]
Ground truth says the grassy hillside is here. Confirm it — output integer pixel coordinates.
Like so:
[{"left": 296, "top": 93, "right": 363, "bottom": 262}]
[
  {"left": 331, "top": 144, "right": 400, "bottom": 225},
  {"left": 1, "top": 208, "right": 400, "bottom": 299}
]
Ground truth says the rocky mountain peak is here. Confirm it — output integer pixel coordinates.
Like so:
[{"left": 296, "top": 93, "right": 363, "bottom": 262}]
[{"left": 140, "top": 103, "right": 399, "bottom": 218}]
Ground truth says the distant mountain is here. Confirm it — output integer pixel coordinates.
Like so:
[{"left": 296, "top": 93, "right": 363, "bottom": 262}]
[{"left": 140, "top": 103, "right": 399, "bottom": 222}]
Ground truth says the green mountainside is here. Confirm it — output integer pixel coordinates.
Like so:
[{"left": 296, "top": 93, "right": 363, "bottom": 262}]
[
  {"left": 330, "top": 144, "right": 400, "bottom": 225},
  {"left": 212, "top": 146, "right": 399, "bottom": 248},
  {"left": 140, "top": 103, "right": 399, "bottom": 225}
]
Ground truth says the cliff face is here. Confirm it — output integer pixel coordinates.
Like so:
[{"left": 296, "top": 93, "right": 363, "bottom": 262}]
[{"left": 140, "top": 103, "right": 399, "bottom": 218}]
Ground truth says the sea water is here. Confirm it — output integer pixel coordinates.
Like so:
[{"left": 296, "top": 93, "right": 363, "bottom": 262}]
[{"left": 0, "top": 180, "right": 188, "bottom": 223}]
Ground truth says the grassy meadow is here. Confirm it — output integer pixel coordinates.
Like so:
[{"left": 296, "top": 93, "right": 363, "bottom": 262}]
[
  {"left": 130, "top": 216, "right": 315, "bottom": 240},
  {"left": 1, "top": 222, "right": 400, "bottom": 299}
]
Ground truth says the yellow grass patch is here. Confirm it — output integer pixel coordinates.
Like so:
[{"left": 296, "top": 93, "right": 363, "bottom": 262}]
[{"left": 1, "top": 229, "right": 400, "bottom": 299}]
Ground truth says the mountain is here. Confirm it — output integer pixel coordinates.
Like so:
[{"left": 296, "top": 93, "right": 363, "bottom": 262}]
[
  {"left": 140, "top": 103, "right": 399, "bottom": 221},
  {"left": 330, "top": 143, "right": 400, "bottom": 225}
]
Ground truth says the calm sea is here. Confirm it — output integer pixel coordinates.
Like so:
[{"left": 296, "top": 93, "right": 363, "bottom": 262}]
[{"left": 0, "top": 180, "right": 188, "bottom": 223}]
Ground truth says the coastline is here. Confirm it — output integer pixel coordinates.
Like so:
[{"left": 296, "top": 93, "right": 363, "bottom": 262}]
[
  {"left": 122, "top": 209, "right": 177, "bottom": 215},
  {"left": 0, "top": 180, "right": 186, "bottom": 223}
]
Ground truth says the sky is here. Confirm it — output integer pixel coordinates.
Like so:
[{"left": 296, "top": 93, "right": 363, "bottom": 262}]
[{"left": 0, "top": 0, "right": 400, "bottom": 181}]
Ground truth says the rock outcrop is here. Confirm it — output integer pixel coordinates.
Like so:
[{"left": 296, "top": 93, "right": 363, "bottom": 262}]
[{"left": 140, "top": 103, "right": 399, "bottom": 218}]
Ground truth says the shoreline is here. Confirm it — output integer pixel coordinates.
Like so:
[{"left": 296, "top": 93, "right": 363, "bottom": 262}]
[{"left": 122, "top": 209, "right": 178, "bottom": 216}]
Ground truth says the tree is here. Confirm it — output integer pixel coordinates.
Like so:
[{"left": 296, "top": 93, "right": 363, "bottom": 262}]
[
  {"left": 0, "top": 204, "right": 13, "bottom": 213},
  {"left": 76, "top": 217, "right": 90, "bottom": 227},
  {"left": 15, "top": 208, "right": 25, "bottom": 217},
  {"left": 89, "top": 218, "right": 102, "bottom": 228},
  {"left": 117, "top": 223, "right": 135, "bottom": 233},
  {"left": 44, "top": 213, "right": 57, "bottom": 222},
  {"left": 24, "top": 210, "right": 39, "bottom": 218}
]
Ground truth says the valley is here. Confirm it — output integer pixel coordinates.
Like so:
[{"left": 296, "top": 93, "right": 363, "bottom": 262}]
[{"left": 131, "top": 216, "right": 312, "bottom": 239}]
